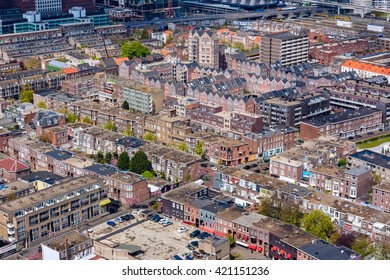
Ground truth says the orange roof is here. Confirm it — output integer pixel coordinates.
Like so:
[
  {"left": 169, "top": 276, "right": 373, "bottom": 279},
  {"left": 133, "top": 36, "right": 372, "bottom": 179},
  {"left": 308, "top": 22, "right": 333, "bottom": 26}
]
[
  {"left": 165, "top": 30, "right": 173, "bottom": 35},
  {"left": 161, "top": 49, "right": 171, "bottom": 56},
  {"left": 255, "top": 36, "right": 261, "bottom": 43},
  {"left": 342, "top": 60, "right": 390, "bottom": 76},
  {"left": 115, "top": 57, "right": 129, "bottom": 65},
  {"left": 63, "top": 67, "right": 78, "bottom": 75}
]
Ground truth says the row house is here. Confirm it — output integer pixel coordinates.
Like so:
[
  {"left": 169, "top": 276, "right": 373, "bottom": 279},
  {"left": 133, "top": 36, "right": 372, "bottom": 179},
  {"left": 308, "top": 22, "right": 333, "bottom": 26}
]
[
  {"left": 372, "top": 184, "right": 390, "bottom": 212},
  {"left": 118, "top": 60, "right": 140, "bottom": 80},
  {"left": 161, "top": 183, "right": 361, "bottom": 260},
  {"left": 214, "top": 167, "right": 288, "bottom": 206},
  {"left": 140, "top": 143, "right": 201, "bottom": 183},
  {"left": 61, "top": 77, "right": 94, "bottom": 96},
  {"left": 244, "top": 74, "right": 294, "bottom": 94},
  {"left": 270, "top": 155, "right": 303, "bottom": 183},
  {"left": 230, "top": 111, "right": 263, "bottom": 135},
  {"left": 229, "top": 58, "right": 269, "bottom": 76},
  {"left": 0, "top": 129, "right": 12, "bottom": 152},
  {"left": 42, "top": 92, "right": 84, "bottom": 114},
  {"left": 300, "top": 188, "right": 390, "bottom": 241},
  {"left": 25, "top": 110, "right": 66, "bottom": 140},
  {"left": 129, "top": 70, "right": 160, "bottom": 87},
  {"left": 300, "top": 108, "right": 384, "bottom": 140},
  {"left": 174, "top": 62, "right": 199, "bottom": 83},
  {"left": 348, "top": 150, "right": 390, "bottom": 184},
  {"left": 72, "top": 100, "right": 145, "bottom": 138},
  {"left": 242, "top": 126, "right": 296, "bottom": 159},
  {"left": 309, "top": 165, "right": 372, "bottom": 199},
  {"left": 164, "top": 81, "right": 187, "bottom": 98}
]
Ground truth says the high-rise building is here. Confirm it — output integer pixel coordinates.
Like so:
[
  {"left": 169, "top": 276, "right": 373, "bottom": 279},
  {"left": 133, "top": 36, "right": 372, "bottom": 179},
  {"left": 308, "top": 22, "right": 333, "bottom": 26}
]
[
  {"left": 188, "top": 26, "right": 220, "bottom": 69},
  {"left": 259, "top": 31, "right": 309, "bottom": 66},
  {"left": 2, "top": 0, "right": 95, "bottom": 16}
]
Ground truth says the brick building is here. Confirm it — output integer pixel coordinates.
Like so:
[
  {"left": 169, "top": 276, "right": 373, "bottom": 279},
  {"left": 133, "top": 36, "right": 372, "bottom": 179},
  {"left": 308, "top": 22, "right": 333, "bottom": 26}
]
[
  {"left": 0, "top": 158, "right": 30, "bottom": 182},
  {"left": 372, "top": 184, "right": 390, "bottom": 212},
  {"left": 300, "top": 108, "right": 383, "bottom": 140},
  {"left": 0, "top": 129, "right": 12, "bottom": 152}
]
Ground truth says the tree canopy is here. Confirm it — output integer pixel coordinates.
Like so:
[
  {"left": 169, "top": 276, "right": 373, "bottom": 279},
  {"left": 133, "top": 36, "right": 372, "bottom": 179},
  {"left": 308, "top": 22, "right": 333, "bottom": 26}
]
[
  {"left": 143, "top": 132, "right": 157, "bottom": 142},
  {"left": 66, "top": 113, "right": 78, "bottom": 124},
  {"left": 19, "top": 86, "right": 34, "bottom": 103},
  {"left": 129, "top": 151, "right": 152, "bottom": 174},
  {"left": 36, "top": 101, "right": 47, "bottom": 109},
  {"left": 177, "top": 142, "right": 188, "bottom": 152},
  {"left": 24, "top": 58, "right": 41, "bottom": 69},
  {"left": 301, "top": 210, "right": 335, "bottom": 241},
  {"left": 104, "top": 121, "right": 116, "bottom": 131},
  {"left": 140, "top": 28, "right": 149, "bottom": 39},
  {"left": 194, "top": 141, "right": 205, "bottom": 156},
  {"left": 82, "top": 116, "right": 93, "bottom": 124},
  {"left": 122, "top": 100, "right": 130, "bottom": 110},
  {"left": 117, "top": 152, "right": 130, "bottom": 170},
  {"left": 121, "top": 41, "right": 151, "bottom": 59},
  {"left": 124, "top": 125, "right": 133, "bottom": 137}
]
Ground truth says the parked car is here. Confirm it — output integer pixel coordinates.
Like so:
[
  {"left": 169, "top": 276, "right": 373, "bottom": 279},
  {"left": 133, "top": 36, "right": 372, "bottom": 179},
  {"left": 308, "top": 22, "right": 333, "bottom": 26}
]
[
  {"left": 198, "top": 232, "right": 211, "bottom": 239},
  {"left": 192, "top": 251, "right": 202, "bottom": 258},
  {"left": 367, "top": 132, "right": 374, "bottom": 135},
  {"left": 153, "top": 215, "right": 161, "bottom": 222},
  {"left": 87, "top": 228, "right": 93, "bottom": 233},
  {"left": 251, "top": 163, "right": 258, "bottom": 168},
  {"left": 157, "top": 197, "right": 162, "bottom": 202},
  {"left": 159, "top": 218, "right": 167, "bottom": 224},
  {"left": 163, "top": 220, "right": 173, "bottom": 226},
  {"left": 149, "top": 200, "right": 156, "bottom": 206},
  {"left": 122, "top": 214, "right": 135, "bottom": 221},
  {"left": 149, "top": 213, "right": 158, "bottom": 220},
  {"left": 379, "top": 128, "right": 383, "bottom": 132},
  {"left": 106, "top": 221, "right": 116, "bottom": 227},
  {"left": 177, "top": 226, "right": 189, "bottom": 234},
  {"left": 190, "top": 241, "right": 199, "bottom": 248},
  {"left": 190, "top": 229, "right": 201, "bottom": 238},
  {"left": 200, "top": 163, "right": 208, "bottom": 167},
  {"left": 348, "top": 136, "right": 354, "bottom": 140},
  {"left": 115, "top": 217, "right": 125, "bottom": 223},
  {"left": 355, "top": 135, "right": 362, "bottom": 138},
  {"left": 243, "top": 165, "right": 251, "bottom": 170},
  {"left": 172, "top": 255, "right": 183, "bottom": 260},
  {"left": 211, "top": 167, "right": 217, "bottom": 171},
  {"left": 254, "top": 169, "right": 261, "bottom": 173}
]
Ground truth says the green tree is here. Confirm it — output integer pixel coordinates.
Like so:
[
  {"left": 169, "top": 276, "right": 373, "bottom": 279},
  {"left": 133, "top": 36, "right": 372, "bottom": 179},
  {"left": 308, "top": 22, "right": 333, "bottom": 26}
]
[
  {"left": 301, "top": 210, "right": 335, "bottom": 241},
  {"left": 129, "top": 151, "right": 152, "bottom": 174},
  {"left": 144, "top": 132, "right": 157, "bottom": 142},
  {"left": 280, "top": 203, "right": 303, "bottom": 227},
  {"left": 96, "top": 151, "right": 104, "bottom": 163},
  {"left": 178, "top": 142, "right": 188, "bottom": 152},
  {"left": 23, "top": 58, "right": 41, "bottom": 69},
  {"left": 352, "top": 236, "right": 375, "bottom": 258},
  {"left": 82, "top": 116, "right": 93, "bottom": 124},
  {"left": 104, "top": 121, "right": 116, "bottom": 131},
  {"left": 66, "top": 113, "right": 78, "bottom": 124},
  {"left": 338, "top": 158, "right": 347, "bottom": 167},
  {"left": 117, "top": 152, "right": 130, "bottom": 170},
  {"left": 227, "top": 234, "right": 235, "bottom": 245},
  {"left": 36, "top": 101, "right": 47, "bottom": 109},
  {"left": 104, "top": 152, "right": 112, "bottom": 164},
  {"left": 140, "top": 28, "right": 149, "bottom": 39},
  {"left": 19, "top": 86, "right": 34, "bottom": 103},
  {"left": 152, "top": 201, "right": 159, "bottom": 211},
  {"left": 166, "top": 35, "right": 173, "bottom": 45},
  {"left": 133, "top": 28, "right": 140, "bottom": 39},
  {"left": 141, "top": 170, "right": 154, "bottom": 179},
  {"left": 184, "top": 173, "right": 192, "bottom": 182},
  {"left": 121, "top": 41, "right": 151, "bottom": 59},
  {"left": 113, "top": 152, "right": 119, "bottom": 160},
  {"left": 373, "top": 172, "right": 382, "bottom": 185},
  {"left": 194, "top": 141, "right": 205, "bottom": 157},
  {"left": 232, "top": 253, "right": 241, "bottom": 260},
  {"left": 124, "top": 125, "right": 133, "bottom": 137},
  {"left": 122, "top": 100, "right": 130, "bottom": 110}
]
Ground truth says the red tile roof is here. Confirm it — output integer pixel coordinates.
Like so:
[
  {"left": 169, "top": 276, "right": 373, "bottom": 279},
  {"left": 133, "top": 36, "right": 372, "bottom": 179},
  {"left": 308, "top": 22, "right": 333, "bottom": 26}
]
[
  {"left": 0, "top": 158, "right": 30, "bottom": 172},
  {"left": 342, "top": 60, "right": 390, "bottom": 76}
]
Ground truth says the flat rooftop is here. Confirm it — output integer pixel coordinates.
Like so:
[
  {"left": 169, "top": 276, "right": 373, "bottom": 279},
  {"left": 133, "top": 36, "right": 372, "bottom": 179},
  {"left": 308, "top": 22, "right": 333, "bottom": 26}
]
[
  {"left": 299, "top": 240, "right": 358, "bottom": 260},
  {"left": 162, "top": 183, "right": 207, "bottom": 204},
  {"left": 140, "top": 143, "right": 200, "bottom": 165},
  {"left": 10, "top": 137, "right": 54, "bottom": 154},
  {"left": 42, "top": 230, "right": 91, "bottom": 252},
  {"left": 349, "top": 150, "right": 390, "bottom": 170},
  {"left": 0, "top": 176, "right": 102, "bottom": 212},
  {"left": 109, "top": 172, "right": 143, "bottom": 184},
  {"left": 0, "top": 181, "right": 33, "bottom": 198},
  {"left": 302, "top": 108, "right": 380, "bottom": 127},
  {"left": 217, "top": 206, "right": 246, "bottom": 221},
  {"left": 255, "top": 218, "right": 316, "bottom": 248}
]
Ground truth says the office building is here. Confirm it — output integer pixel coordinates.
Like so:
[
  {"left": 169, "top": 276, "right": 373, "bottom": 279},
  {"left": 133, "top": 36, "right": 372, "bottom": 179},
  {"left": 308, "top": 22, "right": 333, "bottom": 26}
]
[{"left": 260, "top": 31, "right": 309, "bottom": 66}]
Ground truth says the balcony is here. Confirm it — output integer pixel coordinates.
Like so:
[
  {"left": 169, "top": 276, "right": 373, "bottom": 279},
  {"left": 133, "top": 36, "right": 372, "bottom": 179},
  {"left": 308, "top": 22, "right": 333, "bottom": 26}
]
[{"left": 7, "top": 222, "right": 14, "bottom": 229}]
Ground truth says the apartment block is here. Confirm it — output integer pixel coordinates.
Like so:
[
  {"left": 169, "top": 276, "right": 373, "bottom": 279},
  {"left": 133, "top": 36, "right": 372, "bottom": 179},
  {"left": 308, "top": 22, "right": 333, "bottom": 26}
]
[
  {"left": 106, "top": 172, "right": 150, "bottom": 207},
  {"left": 123, "top": 87, "right": 164, "bottom": 115},
  {"left": 341, "top": 60, "right": 390, "bottom": 83},
  {"left": 188, "top": 26, "right": 220, "bottom": 69},
  {"left": 140, "top": 143, "right": 201, "bottom": 183},
  {"left": 208, "top": 137, "right": 254, "bottom": 166},
  {"left": 300, "top": 108, "right": 383, "bottom": 140},
  {"left": 242, "top": 126, "right": 296, "bottom": 159},
  {"left": 259, "top": 31, "right": 309, "bottom": 66},
  {"left": 372, "top": 184, "right": 390, "bottom": 212},
  {"left": 309, "top": 165, "right": 372, "bottom": 199},
  {"left": 0, "top": 176, "right": 108, "bottom": 247}
]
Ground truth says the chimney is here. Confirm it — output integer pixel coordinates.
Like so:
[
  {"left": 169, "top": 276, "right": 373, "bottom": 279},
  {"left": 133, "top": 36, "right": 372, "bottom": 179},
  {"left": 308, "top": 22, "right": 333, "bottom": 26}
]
[{"left": 65, "top": 238, "right": 69, "bottom": 260}]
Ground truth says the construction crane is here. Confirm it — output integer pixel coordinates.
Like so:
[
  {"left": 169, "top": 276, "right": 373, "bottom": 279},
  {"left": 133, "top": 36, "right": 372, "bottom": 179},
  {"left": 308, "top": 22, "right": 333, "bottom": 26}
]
[{"left": 168, "top": 0, "right": 173, "bottom": 18}]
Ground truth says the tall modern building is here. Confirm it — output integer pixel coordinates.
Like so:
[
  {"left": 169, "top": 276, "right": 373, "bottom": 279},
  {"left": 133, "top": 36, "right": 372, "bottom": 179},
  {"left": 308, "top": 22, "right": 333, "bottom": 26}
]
[
  {"left": 2, "top": 0, "right": 95, "bottom": 16},
  {"left": 259, "top": 31, "right": 309, "bottom": 66},
  {"left": 188, "top": 26, "right": 220, "bottom": 69}
]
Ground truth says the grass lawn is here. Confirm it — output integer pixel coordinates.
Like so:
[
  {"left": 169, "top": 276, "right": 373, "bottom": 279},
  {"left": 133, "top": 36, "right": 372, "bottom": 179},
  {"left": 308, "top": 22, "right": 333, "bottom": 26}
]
[{"left": 357, "top": 134, "right": 390, "bottom": 149}]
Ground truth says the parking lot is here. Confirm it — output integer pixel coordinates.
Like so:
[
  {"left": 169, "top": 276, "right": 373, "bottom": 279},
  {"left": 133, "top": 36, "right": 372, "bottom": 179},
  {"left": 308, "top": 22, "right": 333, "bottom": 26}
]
[{"left": 89, "top": 214, "right": 198, "bottom": 260}]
